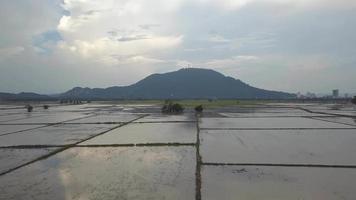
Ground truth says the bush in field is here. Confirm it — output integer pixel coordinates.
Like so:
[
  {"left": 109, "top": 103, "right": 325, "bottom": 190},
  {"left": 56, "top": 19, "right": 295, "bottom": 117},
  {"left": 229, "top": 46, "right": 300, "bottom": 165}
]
[
  {"left": 171, "top": 103, "right": 184, "bottom": 113},
  {"left": 330, "top": 105, "right": 341, "bottom": 110},
  {"left": 352, "top": 96, "right": 356, "bottom": 105},
  {"left": 74, "top": 100, "right": 82, "bottom": 104},
  {"left": 43, "top": 105, "right": 49, "bottom": 109},
  {"left": 195, "top": 105, "right": 203, "bottom": 113},
  {"left": 162, "top": 102, "right": 184, "bottom": 113},
  {"left": 60, "top": 99, "right": 68, "bottom": 104},
  {"left": 26, "top": 105, "right": 33, "bottom": 112}
]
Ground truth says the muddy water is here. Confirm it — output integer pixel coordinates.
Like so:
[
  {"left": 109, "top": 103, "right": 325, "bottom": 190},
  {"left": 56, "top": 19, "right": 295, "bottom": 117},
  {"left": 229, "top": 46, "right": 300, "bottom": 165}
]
[
  {"left": 311, "top": 117, "right": 356, "bottom": 126},
  {"left": 202, "top": 165, "right": 356, "bottom": 200},
  {"left": 136, "top": 114, "right": 195, "bottom": 122},
  {"left": 69, "top": 114, "right": 140, "bottom": 123},
  {"left": 83, "top": 122, "right": 197, "bottom": 145},
  {"left": 200, "top": 129, "right": 356, "bottom": 165},
  {"left": 200, "top": 117, "right": 354, "bottom": 129},
  {"left": 0, "top": 124, "right": 116, "bottom": 147},
  {"left": 3, "top": 112, "right": 89, "bottom": 124},
  {"left": 0, "top": 148, "right": 55, "bottom": 174},
  {"left": 0, "top": 124, "right": 44, "bottom": 135}
]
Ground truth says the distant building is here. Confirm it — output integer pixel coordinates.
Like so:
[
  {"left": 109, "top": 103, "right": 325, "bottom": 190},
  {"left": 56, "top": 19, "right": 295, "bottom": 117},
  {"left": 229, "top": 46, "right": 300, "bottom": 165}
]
[
  {"left": 332, "top": 89, "right": 339, "bottom": 98},
  {"left": 296, "top": 92, "right": 317, "bottom": 99},
  {"left": 296, "top": 92, "right": 302, "bottom": 98},
  {"left": 306, "top": 92, "right": 316, "bottom": 98}
]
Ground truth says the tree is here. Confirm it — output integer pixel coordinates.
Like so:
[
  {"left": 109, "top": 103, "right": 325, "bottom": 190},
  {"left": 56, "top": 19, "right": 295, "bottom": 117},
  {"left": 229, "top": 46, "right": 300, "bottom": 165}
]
[
  {"left": 162, "top": 102, "right": 184, "bottom": 113},
  {"left": 352, "top": 96, "right": 356, "bottom": 105},
  {"left": 195, "top": 105, "right": 203, "bottom": 113},
  {"left": 26, "top": 105, "right": 33, "bottom": 112}
]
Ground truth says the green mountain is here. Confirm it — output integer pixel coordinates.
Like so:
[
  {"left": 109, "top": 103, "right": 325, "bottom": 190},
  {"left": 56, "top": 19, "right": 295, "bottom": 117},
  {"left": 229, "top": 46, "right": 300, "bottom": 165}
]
[{"left": 61, "top": 68, "right": 295, "bottom": 99}]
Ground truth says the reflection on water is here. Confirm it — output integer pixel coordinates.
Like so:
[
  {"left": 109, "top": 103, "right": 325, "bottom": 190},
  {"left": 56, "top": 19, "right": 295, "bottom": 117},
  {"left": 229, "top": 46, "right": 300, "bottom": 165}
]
[
  {"left": 202, "top": 165, "right": 356, "bottom": 200},
  {"left": 201, "top": 129, "right": 356, "bottom": 165},
  {"left": 0, "top": 147, "right": 195, "bottom": 200},
  {"left": 200, "top": 117, "right": 353, "bottom": 129},
  {"left": 83, "top": 122, "right": 196, "bottom": 145},
  {"left": 0, "top": 124, "right": 116, "bottom": 147},
  {"left": 0, "top": 148, "right": 55, "bottom": 174}
]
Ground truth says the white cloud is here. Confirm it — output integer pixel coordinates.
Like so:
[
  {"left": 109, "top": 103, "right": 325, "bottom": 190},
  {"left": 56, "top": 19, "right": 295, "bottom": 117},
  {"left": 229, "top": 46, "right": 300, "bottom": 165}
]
[
  {"left": 204, "top": 55, "right": 260, "bottom": 69},
  {"left": 1, "top": 0, "right": 356, "bottom": 93},
  {"left": 176, "top": 60, "right": 193, "bottom": 68},
  {"left": 57, "top": 35, "right": 182, "bottom": 65},
  {"left": 55, "top": 0, "right": 184, "bottom": 67},
  {"left": 197, "top": 0, "right": 356, "bottom": 11},
  {"left": 207, "top": 34, "right": 230, "bottom": 43},
  {"left": 286, "top": 55, "right": 331, "bottom": 72}
]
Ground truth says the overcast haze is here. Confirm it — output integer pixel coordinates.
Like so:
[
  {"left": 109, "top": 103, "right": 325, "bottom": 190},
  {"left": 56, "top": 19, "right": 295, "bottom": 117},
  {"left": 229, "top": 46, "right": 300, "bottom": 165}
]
[{"left": 0, "top": 0, "right": 355, "bottom": 94}]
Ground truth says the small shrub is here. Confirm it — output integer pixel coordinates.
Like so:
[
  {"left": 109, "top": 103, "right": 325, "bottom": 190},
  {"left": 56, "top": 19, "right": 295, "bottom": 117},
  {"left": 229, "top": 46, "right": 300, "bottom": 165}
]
[
  {"left": 162, "top": 104, "right": 168, "bottom": 112},
  {"left": 43, "top": 105, "right": 49, "bottom": 109},
  {"left": 330, "top": 105, "right": 341, "bottom": 110},
  {"left": 162, "top": 102, "right": 184, "bottom": 113},
  {"left": 26, "top": 105, "right": 33, "bottom": 112},
  {"left": 171, "top": 103, "right": 184, "bottom": 113},
  {"left": 195, "top": 105, "right": 203, "bottom": 113},
  {"left": 352, "top": 96, "right": 356, "bottom": 105},
  {"left": 60, "top": 99, "right": 68, "bottom": 104}
]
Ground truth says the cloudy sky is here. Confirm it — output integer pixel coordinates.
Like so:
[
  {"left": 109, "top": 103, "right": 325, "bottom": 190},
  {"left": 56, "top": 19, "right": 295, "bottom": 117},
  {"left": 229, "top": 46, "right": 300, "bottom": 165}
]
[{"left": 0, "top": 0, "right": 355, "bottom": 94}]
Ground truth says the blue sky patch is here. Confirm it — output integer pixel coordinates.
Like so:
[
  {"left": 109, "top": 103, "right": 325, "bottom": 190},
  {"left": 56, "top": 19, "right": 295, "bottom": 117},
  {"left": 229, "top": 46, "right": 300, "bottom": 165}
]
[{"left": 32, "top": 30, "right": 62, "bottom": 55}]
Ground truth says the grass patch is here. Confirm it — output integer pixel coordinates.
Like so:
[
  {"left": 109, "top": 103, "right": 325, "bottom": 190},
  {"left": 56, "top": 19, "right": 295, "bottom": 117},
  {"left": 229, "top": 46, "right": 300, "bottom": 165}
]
[
  {"left": 91, "top": 99, "right": 265, "bottom": 108},
  {"left": 167, "top": 99, "right": 263, "bottom": 108}
]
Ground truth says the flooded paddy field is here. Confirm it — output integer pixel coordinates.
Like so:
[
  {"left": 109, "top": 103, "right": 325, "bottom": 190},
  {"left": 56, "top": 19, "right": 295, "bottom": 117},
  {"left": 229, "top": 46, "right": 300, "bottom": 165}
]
[{"left": 0, "top": 102, "right": 355, "bottom": 199}]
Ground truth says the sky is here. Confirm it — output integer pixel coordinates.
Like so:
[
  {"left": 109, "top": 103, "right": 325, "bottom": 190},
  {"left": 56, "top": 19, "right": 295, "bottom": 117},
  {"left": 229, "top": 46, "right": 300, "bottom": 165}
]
[{"left": 0, "top": 0, "right": 355, "bottom": 94}]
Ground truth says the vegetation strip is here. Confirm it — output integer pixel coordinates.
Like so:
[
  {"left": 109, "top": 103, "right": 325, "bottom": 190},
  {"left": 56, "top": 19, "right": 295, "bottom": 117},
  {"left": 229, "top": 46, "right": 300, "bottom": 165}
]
[
  {"left": 0, "top": 115, "right": 45, "bottom": 123},
  {"left": 0, "top": 143, "right": 196, "bottom": 149},
  {"left": 0, "top": 121, "right": 197, "bottom": 125},
  {"left": 0, "top": 145, "right": 67, "bottom": 149},
  {"left": 0, "top": 122, "right": 122, "bottom": 125},
  {"left": 135, "top": 143, "right": 195, "bottom": 146},
  {"left": 218, "top": 115, "right": 336, "bottom": 118},
  {"left": 202, "top": 162, "right": 356, "bottom": 169},
  {"left": 0, "top": 114, "right": 148, "bottom": 177},
  {"left": 296, "top": 107, "right": 356, "bottom": 118},
  {"left": 76, "top": 143, "right": 196, "bottom": 147},
  {"left": 195, "top": 114, "right": 202, "bottom": 200},
  {"left": 76, "top": 144, "right": 135, "bottom": 147},
  {"left": 201, "top": 128, "right": 356, "bottom": 130},
  {"left": 307, "top": 117, "right": 356, "bottom": 127},
  {"left": 132, "top": 121, "right": 197, "bottom": 124}
]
